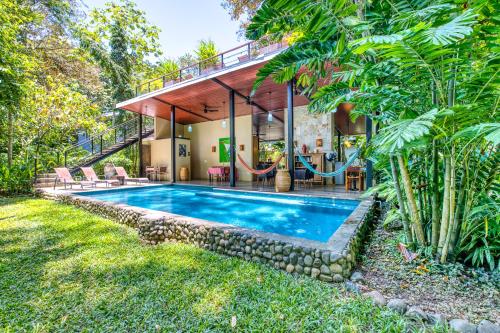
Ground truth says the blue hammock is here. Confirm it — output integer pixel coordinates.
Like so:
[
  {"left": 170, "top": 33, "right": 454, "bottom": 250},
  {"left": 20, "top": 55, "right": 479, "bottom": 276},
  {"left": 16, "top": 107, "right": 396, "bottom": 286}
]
[{"left": 295, "top": 149, "right": 361, "bottom": 177}]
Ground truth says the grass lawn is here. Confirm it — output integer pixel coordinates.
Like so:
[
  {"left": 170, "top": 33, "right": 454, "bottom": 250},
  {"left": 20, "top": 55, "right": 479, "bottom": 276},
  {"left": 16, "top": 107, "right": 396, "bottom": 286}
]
[{"left": 0, "top": 197, "right": 424, "bottom": 332}]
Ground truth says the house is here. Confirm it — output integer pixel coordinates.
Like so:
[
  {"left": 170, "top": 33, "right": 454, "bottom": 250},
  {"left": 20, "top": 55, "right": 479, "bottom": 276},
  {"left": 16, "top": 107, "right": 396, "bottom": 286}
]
[{"left": 116, "top": 40, "right": 373, "bottom": 191}]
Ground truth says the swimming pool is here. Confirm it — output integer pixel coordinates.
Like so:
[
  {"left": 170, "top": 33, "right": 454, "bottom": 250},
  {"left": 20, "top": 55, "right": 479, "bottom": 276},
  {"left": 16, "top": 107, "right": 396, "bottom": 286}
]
[{"left": 78, "top": 185, "right": 359, "bottom": 242}]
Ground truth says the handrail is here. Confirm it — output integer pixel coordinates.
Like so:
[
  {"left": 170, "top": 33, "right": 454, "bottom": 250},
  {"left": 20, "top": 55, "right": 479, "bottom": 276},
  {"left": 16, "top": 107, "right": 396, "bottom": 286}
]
[
  {"left": 134, "top": 39, "right": 288, "bottom": 97},
  {"left": 65, "top": 117, "right": 139, "bottom": 151},
  {"left": 62, "top": 116, "right": 154, "bottom": 170}
]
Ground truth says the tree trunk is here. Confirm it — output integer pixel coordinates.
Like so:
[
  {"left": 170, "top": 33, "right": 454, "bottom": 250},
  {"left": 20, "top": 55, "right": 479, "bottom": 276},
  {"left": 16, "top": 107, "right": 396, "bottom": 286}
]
[
  {"left": 390, "top": 155, "right": 414, "bottom": 246},
  {"left": 437, "top": 156, "right": 451, "bottom": 259},
  {"left": 7, "top": 107, "right": 13, "bottom": 167},
  {"left": 448, "top": 170, "right": 465, "bottom": 259},
  {"left": 440, "top": 150, "right": 456, "bottom": 263},
  {"left": 431, "top": 141, "right": 440, "bottom": 253},
  {"left": 397, "top": 154, "right": 426, "bottom": 245}
]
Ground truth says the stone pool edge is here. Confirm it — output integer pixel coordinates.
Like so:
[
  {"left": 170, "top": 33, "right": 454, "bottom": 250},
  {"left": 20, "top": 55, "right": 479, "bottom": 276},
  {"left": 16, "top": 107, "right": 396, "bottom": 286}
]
[{"left": 38, "top": 189, "right": 378, "bottom": 283}]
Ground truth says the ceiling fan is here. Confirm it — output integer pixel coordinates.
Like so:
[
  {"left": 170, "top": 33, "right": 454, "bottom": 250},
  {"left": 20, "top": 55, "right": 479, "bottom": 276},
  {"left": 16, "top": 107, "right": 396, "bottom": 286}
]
[{"left": 202, "top": 104, "right": 219, "bottom": 113}]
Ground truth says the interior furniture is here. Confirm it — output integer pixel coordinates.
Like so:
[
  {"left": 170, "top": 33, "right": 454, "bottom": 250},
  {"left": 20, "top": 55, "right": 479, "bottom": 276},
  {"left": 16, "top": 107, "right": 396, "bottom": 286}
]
[
  {"left": 207, "top": 166, "right": 224, "bottom": 182},
  {"left": 255, "top": 162, "right": 276, "bottom": 186},
  {"left": 294, "top": 165, "right": 316, "bottom": 188},
  {"left": 157, "top": 165, "right": 168, "bottom": 181},
  {"left": 285, "top": 153, "right": 325, "bottom": 185},
  {"left": 345, "top": 166, "right": 364, "bottom": 191},
  {"left": 145, "top": 166, "right": 157, "bottom": 181}
]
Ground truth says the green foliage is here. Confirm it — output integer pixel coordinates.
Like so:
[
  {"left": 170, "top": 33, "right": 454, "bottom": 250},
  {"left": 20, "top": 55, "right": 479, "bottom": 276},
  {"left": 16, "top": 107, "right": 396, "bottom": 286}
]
[
  {"left": 195, "top": 39, "right": 219, "bottom": 69},
  {"left": 247, "top": 0, "right": 499, "bottom": 269},
  {"left": 0, "top": 158, "right": 33, "bottom": 195}
]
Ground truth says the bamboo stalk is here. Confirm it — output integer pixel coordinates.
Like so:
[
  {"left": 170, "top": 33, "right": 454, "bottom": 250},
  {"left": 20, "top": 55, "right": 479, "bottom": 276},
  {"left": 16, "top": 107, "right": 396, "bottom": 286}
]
[
  {"left": 390, "top": 155, "right": 414, "bottom": 246},
  {"left": 431, "top": 141, "right": 440, "bottom": 253},
  {"left": 397, "top": 154, "right": 426, "bottom": 245},
  {"left": 441, "top": 148, "right": 456, "bottom": 263},
  {"left": 437, "top": 156, "right": 451, "bottom": 259},
  {"left": 448, "top": 170, "right": 465, "bottom": 259}
]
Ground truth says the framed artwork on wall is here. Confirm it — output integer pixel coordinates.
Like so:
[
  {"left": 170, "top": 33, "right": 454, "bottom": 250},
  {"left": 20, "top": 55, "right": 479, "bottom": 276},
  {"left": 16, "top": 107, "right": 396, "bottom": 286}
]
[
  {"left": 219, "top": 137, "right": 230, "bottom": 163},
  {"left": 179, "top": 144, "right": 187, "bottom": 157}
]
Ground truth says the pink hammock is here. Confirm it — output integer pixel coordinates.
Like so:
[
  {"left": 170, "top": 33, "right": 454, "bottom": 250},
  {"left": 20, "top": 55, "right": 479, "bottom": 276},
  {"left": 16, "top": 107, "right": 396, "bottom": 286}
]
[{"left": 237, "top": 154, "right": 283, "bottom": 175}]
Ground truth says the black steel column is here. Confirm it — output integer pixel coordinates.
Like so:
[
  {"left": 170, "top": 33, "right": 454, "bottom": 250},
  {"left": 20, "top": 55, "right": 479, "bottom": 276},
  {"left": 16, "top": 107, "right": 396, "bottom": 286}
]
[
  {"left": 171, "top": 105, "right": 176, "bottom": 183},
  {"left": 229, "top": 89, "right": 236, "bottom": 187},
  {"left": 337, "top": 129, "right": 341, "bottom": 162},
  {"left": 138, "top": 114, "right": 143, "bottom": 176},
  {"left": 365, "top": 115, "right": 373, "bottom": 189},
  {"left": 287, "top": 80, "right": 295, "bottom": 191}
]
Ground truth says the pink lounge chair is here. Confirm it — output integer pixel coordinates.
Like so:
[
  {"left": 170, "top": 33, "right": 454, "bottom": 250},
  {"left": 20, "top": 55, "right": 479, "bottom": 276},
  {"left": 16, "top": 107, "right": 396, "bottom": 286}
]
[
  {"left": 114, "top": 167, "right": 149, "bottom": 184},
  {"left": 81, "top": 167, "right": 120, "bottom": 187},
  {"left": 54, "top": 168, "right": 95, "bottom": 190}
]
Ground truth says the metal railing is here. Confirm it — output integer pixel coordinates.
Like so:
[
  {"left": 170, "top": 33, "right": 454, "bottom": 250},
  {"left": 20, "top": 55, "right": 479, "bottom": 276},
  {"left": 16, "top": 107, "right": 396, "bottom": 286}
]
[
  {"left": 63, "top": 116, "right": 154, "bottom": 171},
  {"left": 135, "top": 40, "right": 288, "bottom": 97}
]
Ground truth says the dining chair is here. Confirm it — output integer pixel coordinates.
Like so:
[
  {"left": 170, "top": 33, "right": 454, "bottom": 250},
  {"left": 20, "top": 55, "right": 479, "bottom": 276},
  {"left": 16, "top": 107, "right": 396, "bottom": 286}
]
[{"left": 157, "top": 165, "right": 168, "bottom": 181}]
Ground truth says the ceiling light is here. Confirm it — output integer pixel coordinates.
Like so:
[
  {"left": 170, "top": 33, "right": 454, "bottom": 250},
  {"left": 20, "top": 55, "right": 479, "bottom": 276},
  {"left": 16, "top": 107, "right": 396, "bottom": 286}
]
[
  {"left": 267, "top": 112, "right": 273, "bottom": 122},
  {"left": 187, "top": 124, "right": 192, "bottom": 133}
]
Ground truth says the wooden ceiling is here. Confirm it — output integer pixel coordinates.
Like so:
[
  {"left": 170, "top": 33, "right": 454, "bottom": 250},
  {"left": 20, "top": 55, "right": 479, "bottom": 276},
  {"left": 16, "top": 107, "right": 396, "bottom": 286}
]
[
  {"left": 119, "top": 62, "right": 310, "bottom": 125},
  {"left": 119, "top": 61, "right": 366, "bottom": 136}
]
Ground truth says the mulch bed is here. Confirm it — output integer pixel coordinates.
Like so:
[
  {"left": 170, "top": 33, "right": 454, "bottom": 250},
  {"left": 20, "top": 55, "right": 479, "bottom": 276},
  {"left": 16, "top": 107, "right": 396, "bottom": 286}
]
[{"left": 356, "top": 221, "right": 499, "bottom": 324}]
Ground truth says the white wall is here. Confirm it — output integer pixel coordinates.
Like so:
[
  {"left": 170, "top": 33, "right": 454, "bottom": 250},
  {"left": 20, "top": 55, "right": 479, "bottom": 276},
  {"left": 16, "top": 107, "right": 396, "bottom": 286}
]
[{"left": 184, "top": 115, "right": 253, "bottom": 181}]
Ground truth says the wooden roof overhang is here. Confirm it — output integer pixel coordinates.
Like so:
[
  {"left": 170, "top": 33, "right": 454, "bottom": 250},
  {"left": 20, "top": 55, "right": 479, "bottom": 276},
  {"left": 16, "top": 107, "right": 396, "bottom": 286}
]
[
  {"left": 116, "top": 55, "right": 309, "bottom": 125},
  {"left": 116, "top": 56, "right": 366, "bottom": 136}
]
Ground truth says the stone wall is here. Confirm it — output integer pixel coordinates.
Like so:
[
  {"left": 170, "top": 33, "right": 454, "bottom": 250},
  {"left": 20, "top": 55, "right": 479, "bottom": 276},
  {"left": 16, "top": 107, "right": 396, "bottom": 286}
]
[{"left": 41, "top": 191, "right": 377, "bottom": 283}]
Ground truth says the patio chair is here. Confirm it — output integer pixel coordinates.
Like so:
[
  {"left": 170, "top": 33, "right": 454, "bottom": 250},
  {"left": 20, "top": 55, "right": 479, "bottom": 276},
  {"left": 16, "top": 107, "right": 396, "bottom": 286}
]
[
  {"left": 114, "top": 166, "right": 149, "bottom": 184},
  {"left": 81, "top": 167, "right": 120, "bottom": 187},
  {"left": 54, "top": 168, "right": 96, "bottom": 190},
  {"left": 157, "top": 165, "right": 168, "bottom": 181}
]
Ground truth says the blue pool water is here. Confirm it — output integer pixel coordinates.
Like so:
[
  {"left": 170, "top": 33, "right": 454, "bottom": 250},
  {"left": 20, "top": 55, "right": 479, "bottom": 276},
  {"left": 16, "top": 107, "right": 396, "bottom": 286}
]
[{"left": 78, "top": 185, "right": 359, "bottom": 242}]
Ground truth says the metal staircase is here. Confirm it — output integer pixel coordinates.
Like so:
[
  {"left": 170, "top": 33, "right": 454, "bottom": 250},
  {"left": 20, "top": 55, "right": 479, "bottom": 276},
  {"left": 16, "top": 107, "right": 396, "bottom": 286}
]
[{"left": 63, "top": 116, "right": 154, "bottom": 174}]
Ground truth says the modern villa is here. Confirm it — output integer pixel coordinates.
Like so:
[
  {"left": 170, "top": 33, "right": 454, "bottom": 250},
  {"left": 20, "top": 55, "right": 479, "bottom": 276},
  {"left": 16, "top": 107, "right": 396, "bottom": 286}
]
[
  {"left": 42, "top": 39, "right": 378, "bottom": 284},
  {"left": 115, "top": 40, "right": 374, "bottom": 192}
]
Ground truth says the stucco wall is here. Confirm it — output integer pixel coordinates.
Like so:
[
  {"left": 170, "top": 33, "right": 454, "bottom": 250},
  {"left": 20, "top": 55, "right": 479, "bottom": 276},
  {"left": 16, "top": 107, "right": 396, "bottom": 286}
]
[
  {"left": 149, "top": 138, "right": 191, "bottom": 180},
  {"left": 184, "top": 115, "right": 254, "bottom": 182}
]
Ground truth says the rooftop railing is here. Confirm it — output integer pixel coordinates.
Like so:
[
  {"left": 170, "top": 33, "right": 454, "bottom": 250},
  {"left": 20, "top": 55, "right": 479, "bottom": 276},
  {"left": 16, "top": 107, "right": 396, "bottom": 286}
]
[{"left": 134, "top": 40, "right": 288, "bottom": 97}]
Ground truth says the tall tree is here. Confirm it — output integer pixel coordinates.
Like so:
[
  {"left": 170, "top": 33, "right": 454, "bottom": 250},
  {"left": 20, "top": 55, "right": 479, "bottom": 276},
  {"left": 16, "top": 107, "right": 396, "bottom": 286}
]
[{"left": 80, "top": 0, "right": 161, "bottom": 110}]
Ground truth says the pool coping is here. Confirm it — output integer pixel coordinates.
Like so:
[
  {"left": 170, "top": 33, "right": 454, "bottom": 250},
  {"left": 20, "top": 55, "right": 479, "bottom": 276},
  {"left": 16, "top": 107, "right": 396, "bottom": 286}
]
[{"left": 38, "top": 184, "right": 377, "bottom": 282}]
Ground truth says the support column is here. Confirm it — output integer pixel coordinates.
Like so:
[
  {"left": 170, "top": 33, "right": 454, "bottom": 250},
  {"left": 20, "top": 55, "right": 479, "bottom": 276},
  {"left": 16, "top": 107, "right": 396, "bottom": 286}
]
[
  {"left": 138, "top": 113, "right": 143, "bottom": 177},
  {"left": 337, "top": 129, "right": 341, "bottom": 162},
  {"left": 365, "top": 115, "right": 373, "bottom": 189},
  {"left": 229, "top": 89, "right": 236, "bottom": 187},
  {"left": 287, "top": 80, "right": 295, "bottom": 191},
  {"left": 171, "top": 105, "right": 176, "bottom": 183}
]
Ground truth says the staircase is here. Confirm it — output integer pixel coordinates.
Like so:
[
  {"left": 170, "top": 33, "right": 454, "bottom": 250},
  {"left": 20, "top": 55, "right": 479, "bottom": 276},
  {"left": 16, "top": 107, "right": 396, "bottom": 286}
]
[{"left": 63, "top": 116, "right": 154, "bottom": 174}]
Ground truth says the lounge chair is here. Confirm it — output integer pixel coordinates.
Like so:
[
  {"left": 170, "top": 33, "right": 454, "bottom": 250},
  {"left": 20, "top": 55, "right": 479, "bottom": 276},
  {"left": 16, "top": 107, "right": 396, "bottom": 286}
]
[
  {"left": 81, "top": 167, "right": 120, "bottom": 187},
  {"left": 54, "top": 168, "right": 95, "bottom": 190},
  {"left": 114, "top": 166, "right": 149, "bottom": 184}
]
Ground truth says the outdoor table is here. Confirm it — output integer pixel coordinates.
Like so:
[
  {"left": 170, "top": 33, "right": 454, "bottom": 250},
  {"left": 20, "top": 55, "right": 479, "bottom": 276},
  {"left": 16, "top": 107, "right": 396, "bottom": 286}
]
[{"left": 207, "top": 166, "right": 225, "bottom": 182}]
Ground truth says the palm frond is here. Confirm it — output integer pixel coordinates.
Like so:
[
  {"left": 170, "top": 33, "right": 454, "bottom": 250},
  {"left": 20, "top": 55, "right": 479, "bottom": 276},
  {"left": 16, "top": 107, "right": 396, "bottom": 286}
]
[{"left": 421, "top": 9, "right": 477, "bottom": 45}]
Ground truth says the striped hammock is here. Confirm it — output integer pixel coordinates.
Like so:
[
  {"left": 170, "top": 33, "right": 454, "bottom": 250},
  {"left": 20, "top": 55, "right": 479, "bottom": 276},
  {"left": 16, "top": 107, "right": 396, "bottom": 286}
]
[
  {"left": 295, "top": 149, "right": 361, "bottom": 177},
  {"left": 237, "top": 154, "right": 284, "bottom": 175}
]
